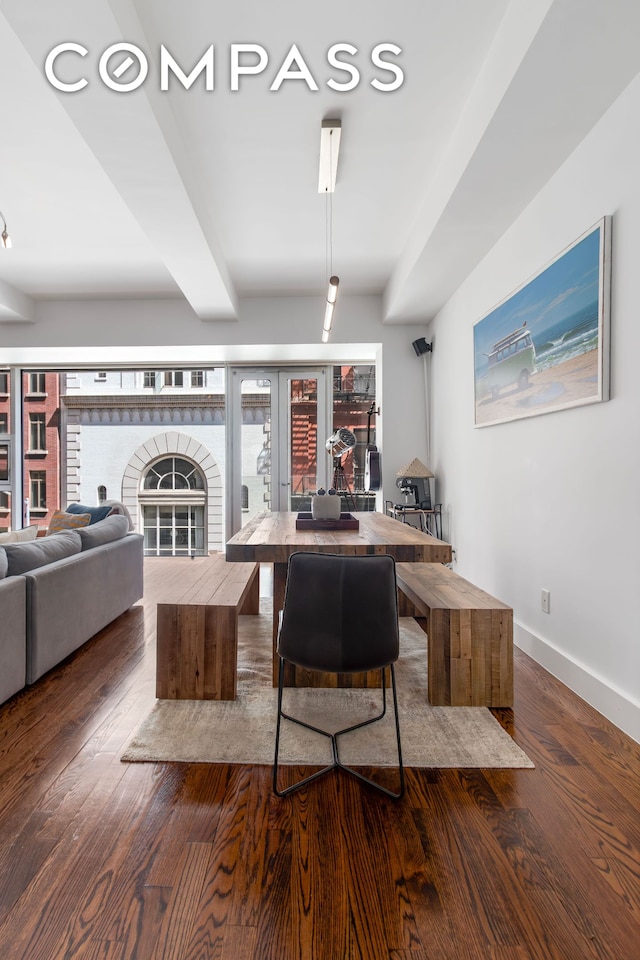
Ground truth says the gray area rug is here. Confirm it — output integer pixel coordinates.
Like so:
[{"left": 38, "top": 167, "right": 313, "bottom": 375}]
[{"left": 122, "top": 602, "right": 534, "bottom": 769}]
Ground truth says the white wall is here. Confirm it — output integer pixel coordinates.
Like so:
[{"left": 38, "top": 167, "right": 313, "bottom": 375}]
[{"left": 430, "top": 73, "right": 640, "bottom": 741}]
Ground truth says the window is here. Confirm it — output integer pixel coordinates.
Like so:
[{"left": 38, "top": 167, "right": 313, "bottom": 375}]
[
  {"left": 28, "top": 373, "right": 46, "bottom": 394},
  {"left": 95, "top": 371, "right": 107, "bottom": 381},
  {"left": 241, "top": 484, "right": 249, "bottom": 510},
  {"left": 143, "top": 457, "right": 204, "bottom": 491},
  {"left": 143, "top": 371, "right": 157, "bottom": 388},
  {"left": 164, "top": 370, "right": 184, "bottom": 388},
  {"left": 30, "top": 471, "right": 47, "bottom": 510},
  {"left": 0, "top": 413, "right": 8, "bottom": 434},
  {"left": 0, "top": 443, "right": 8, "bottom": 484},
  {"left": 191, "top": 370, "right": 204, "bottom": 388},
  {"left": 331, "top": 364, "right": 377, "bottom": 508},
  {"left": 29, "top": 413, "right": 46, "bottom": 452},
  {"left": 140, "top": 456, "right": 207, "bottom": 557},
  {"left": 0, "top": 372, "right": 8, "bottom": 394},
  {"left": 142, "top": 504, "right": 205, "bottom": 557},
  {"left": 97, "top": 485, "right": 107, "bottom": 503}
]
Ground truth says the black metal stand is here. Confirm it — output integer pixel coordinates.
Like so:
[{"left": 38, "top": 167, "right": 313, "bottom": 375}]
[
  {"left": 385, "top": 500, "right": 443, "bottom": 540},
  {"left": 332, "top": 456, "right": 356, "bottom": 511}
]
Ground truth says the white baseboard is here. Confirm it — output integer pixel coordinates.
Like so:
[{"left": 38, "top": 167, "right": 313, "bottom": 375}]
[{"left": 514, "top": 621, "right": 640, "bottom": 745}]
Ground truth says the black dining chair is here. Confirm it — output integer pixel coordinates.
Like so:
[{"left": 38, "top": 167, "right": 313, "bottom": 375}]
[{"left": 273, "top": 551, "right": 404, "bottom": 799}]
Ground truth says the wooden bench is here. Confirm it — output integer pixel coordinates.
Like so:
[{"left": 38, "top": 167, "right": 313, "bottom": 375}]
[
  {"left": 396, "top": 562, "right": 513, "bottom": 707},
  {"left": 155, "top": 554, "right": 259, "bottom": 701}
]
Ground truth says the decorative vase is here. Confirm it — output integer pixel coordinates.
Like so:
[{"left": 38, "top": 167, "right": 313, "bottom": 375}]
[{"left": 311, "top": 491, "right": 341, "bottom": 520}]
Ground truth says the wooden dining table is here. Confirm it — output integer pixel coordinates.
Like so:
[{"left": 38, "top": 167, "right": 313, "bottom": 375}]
[{"left": 225, "top": 510, "right": 452, "bottom": 686}]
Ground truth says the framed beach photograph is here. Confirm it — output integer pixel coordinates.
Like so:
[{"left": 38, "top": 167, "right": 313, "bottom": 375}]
[{"left": 473, "top": 217, "right": 611, "bottom": 427}]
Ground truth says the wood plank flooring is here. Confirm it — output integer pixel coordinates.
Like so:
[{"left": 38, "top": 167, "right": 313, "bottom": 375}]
[{"left": 0, "top": 561, "right": 638, "bottom": 959}]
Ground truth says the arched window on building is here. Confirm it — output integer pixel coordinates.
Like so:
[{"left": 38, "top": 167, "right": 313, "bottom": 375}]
[
  {"left": 241, "top": 484, "right": 249, "bottom": 511},
  {"left": 97, "top": 485, "right": 107, "bottom": 503},
  {"left": 140, "top": 456, "right": 206, "bottom": 557}
]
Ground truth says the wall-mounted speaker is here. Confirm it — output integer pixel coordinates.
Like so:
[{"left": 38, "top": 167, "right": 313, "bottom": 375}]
[{"left": 412, "top": 337, "right": 432, "bottom": 357}]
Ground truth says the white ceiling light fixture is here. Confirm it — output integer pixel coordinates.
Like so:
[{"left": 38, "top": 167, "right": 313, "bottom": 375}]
[
  {"left": 322, "top": 275, "right": 339, "bottom": 343},
  {"left": 318, "top": 118, "right": 341, "bottom": 194},
  {"left": 319, "top": 119, "right": 341, "bottom": 343},
  {"left": 0, "top": 210, "right": 12, "bottom": 249}
]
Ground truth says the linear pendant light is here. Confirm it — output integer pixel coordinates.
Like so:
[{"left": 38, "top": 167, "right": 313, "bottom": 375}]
[
  {"left": 319, "top": 119, "right": 341, "bottom": 341},
  {"left": 322, "top": 275, "right": 339, "bottom": 342}
]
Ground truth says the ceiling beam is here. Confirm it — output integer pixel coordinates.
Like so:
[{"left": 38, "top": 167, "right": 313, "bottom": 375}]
[
  {"left": 3, "top": 0, "right": 237, "bottom": 321},
  {"left": 384, "top": 0, "right": 640, "bottom": 324},
  {"left": 0, "top": 278, "right": 35, "bottom": 323}
]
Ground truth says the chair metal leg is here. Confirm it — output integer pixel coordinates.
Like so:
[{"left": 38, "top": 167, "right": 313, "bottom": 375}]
[
  {"left": 334, "top": 663, "right": 404, "bottom": 799},
  {"left": 273, "top": 660, "right": 404, "bottom": 799},
  {"left": 273, "top": 658, "right": 336, "bottom": 797}
]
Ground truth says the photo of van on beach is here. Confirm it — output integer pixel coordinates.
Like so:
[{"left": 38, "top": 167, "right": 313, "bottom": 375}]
[{"left": 474, "top": 217, "right": 610, "bottom": 427}]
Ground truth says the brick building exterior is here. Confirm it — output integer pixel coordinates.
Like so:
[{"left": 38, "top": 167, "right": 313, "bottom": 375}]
[
  {"left": 23, "top": 372, "right": 61, "bottom": 530},
  {"left": 0, "top": 371, "right": 10, "bottom": 531}
]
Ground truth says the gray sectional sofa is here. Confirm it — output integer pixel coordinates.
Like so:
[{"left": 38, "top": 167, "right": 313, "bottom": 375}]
[{"left": 0, "top": 514, "right": 144, "bottom": 705}]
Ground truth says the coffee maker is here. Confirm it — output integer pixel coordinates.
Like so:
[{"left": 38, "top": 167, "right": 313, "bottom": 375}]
[{"left": 396, "top": 474, "right": 432, "bottom": 510}]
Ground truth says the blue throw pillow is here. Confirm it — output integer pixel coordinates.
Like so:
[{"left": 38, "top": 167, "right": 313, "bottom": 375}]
[{"left": 66, "top": 503, "right": 113, "bottom": 525}]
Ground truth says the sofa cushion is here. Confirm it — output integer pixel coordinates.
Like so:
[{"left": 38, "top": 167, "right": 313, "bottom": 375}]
[
  {"left": 102, "top": 499, "right": 134, "bottom": 530},
  {"left": 0, "top": 525, "right": 39, "bottom": 544},
  {"left": 77, "top": 513, "right": 129, "bottom": 550},
  {"left": 0, "top": 546, "right": 7, "bottom": 579},
  {"left": 48, "top": 509, "right": 91, "bottom": 534},
  {"left": 66, "top": 503, "right": 114, "bottom": 524},
  {"left": 5, "top": 530, "right": 82, "bottom": 576}
]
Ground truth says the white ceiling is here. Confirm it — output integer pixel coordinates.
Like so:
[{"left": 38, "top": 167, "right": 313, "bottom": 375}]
[{"left": 1, "top": 0, "right": 639, "bottom": 326}]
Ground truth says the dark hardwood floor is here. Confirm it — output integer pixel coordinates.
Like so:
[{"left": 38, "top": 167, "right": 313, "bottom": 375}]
[{"left": 0, "top": 562, "right": 638, "bottom": 959}]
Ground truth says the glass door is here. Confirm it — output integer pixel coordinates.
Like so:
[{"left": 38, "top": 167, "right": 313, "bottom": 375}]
[{"left": 228, "top": 367, "right": 329, "bottom": 534}]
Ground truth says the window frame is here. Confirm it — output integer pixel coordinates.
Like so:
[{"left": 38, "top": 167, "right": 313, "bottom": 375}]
[
  {"left": 29, "top": 470, "right": 47, "bottom": 511},
  {"left": 142, "top": 502, "right": 206, "bottom": 557},
  {"left": 28, "top": 412, "right": 47, "bottom": 453},
  {"left": 142, "top": 456, "right": 205, "bottom": 492},
  {"left": 27, "top": 372, "right": 47, "bottom": 396}
]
